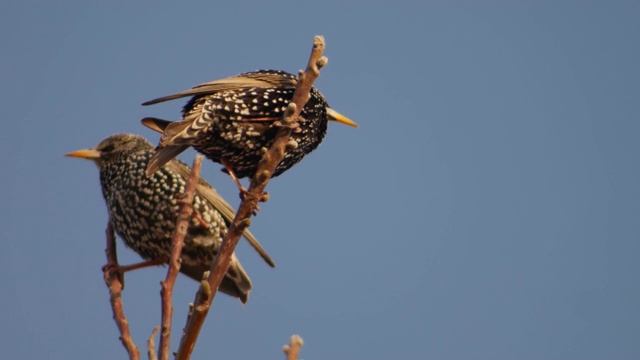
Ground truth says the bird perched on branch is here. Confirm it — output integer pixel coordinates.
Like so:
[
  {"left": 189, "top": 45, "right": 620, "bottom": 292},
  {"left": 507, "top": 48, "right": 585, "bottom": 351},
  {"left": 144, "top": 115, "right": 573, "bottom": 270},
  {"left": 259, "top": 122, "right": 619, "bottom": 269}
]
[
  {"left": 66, "top": 134, "right": 275, "bottom": 303},
  {"left": 141, "top": 69, "right": 358, "bottom": 181}
]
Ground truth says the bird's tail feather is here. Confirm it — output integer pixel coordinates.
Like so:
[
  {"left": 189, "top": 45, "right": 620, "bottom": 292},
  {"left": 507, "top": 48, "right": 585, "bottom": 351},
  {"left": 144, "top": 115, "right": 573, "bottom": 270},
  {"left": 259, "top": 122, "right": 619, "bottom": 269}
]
[
  {"left": 145, "top": 144, "right": 189, "bottom": 177},
  {"left": 179, "top": 254, "right": 251, "bottom": 304}
]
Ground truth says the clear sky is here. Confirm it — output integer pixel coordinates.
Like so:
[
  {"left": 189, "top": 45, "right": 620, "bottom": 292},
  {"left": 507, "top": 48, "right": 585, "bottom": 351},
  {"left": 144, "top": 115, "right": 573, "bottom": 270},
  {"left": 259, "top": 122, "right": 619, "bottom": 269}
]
[{"left": 1, "top": 1, "right": 639, "bottom": 359}]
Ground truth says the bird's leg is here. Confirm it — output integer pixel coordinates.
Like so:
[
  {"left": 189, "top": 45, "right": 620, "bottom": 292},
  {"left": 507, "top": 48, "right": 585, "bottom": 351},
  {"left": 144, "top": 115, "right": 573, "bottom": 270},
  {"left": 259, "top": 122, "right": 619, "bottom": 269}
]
[
  {"left": 102, "top": 258, "right": 167, "bottom": 288},
  {"left": 221, "top": 158, "right": 248, "bottom": 195},
  {"left": 103, "top": 258, "right": 167, "bottom": 273},
  {"left": 221, "top": 158, "right": 261, "bottom": 215},
  {"left": 116, "top": 258, "right": 167, "bottom": 272},
  {"left": 190, "top": 212, "right": 209, "bottom": 229},
  {"left": 175, "top": 196, "right": 210, "bottom": 229}
]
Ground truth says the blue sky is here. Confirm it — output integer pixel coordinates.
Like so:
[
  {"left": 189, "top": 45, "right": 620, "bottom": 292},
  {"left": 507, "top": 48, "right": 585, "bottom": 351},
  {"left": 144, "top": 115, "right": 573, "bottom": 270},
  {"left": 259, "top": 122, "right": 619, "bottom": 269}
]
[{"left": 1, "top": 2, "right": 639, "bottom": 359}]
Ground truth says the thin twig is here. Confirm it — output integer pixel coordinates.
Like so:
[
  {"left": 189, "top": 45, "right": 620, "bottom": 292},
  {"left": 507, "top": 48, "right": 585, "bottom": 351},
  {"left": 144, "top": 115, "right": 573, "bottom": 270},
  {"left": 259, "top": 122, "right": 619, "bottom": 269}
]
[
  {"left": 175, "top": 35, "right": 328, "bottom": 360},
  {"left": 283, "top": 335, "right": 304, "bottom": 360},
  {"left": 147, "top": 326, "right": 161, "bottom": 360},
  {"left": 104, "top": 223, "right": 141, "bottom": 360},
  {"left": 158, "top": 155, "right": 203, "bottom": 360}
]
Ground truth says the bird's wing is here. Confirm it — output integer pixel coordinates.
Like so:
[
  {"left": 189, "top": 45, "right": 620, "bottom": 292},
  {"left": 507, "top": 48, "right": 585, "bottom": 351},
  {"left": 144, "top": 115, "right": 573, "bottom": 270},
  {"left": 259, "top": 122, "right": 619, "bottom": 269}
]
[
  {"left": 142, "top": 72, "right": 297, "bottom": 106},
  {"left": 164, "top": 159, "right": 276, "bottom": 268}
]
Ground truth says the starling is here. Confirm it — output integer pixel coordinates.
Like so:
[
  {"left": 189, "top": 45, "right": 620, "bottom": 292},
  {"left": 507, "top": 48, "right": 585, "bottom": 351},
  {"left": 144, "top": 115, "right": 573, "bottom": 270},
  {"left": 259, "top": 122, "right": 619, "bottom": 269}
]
[
  {"left": 141, "top": 69, "right": 358, "bottom": 179},
  {"left": 65, "top": 134, "right": 275, "bottom": 303}
]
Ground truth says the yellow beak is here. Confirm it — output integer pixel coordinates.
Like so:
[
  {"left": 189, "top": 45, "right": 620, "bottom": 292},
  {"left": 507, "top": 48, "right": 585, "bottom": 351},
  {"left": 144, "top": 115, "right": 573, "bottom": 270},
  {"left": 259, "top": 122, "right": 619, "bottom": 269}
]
[
  {"left": 327, "top": 108, "right": 358, "bottom": 128},
  {"left": 64, "top": 148, "right": 102, "bottom": 161}
]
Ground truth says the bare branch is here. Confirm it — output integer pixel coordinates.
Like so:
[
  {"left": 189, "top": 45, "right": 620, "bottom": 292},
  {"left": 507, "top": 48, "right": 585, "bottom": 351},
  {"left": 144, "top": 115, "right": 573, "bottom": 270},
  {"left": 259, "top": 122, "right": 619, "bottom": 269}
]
[
  {"left": 159, "top": 155, "right": 204, "bottom": 360},
  {"left": 104, "top": 223, "right": 140, "bottom": 360},
  {"left": 175, "top": 35, "right": 328, "bottom": 360},
  {"left": 283, "top": 335, "right": 304, "bottom": 360},
  {"left": 147, "top": 326, "right": 161, "bottom": 360}
]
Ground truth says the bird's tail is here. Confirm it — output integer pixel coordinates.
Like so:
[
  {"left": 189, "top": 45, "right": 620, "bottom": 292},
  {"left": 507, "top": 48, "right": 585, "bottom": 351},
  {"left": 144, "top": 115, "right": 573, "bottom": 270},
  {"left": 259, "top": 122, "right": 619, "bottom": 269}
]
[
  {"left": 141, "top": 117, "right": 173, "bottom": 133},
  {"left": 141, "top": 117, "right": 192, "bottom": 176},
  {"left": 180, "top": 253, "right": 252, "bottom": 304},
  {"left": 221, "top": 255, "right": 252, "bottom": 303},
  {"left": 145, "top": 144, "right": 190, "bottom": 177}
]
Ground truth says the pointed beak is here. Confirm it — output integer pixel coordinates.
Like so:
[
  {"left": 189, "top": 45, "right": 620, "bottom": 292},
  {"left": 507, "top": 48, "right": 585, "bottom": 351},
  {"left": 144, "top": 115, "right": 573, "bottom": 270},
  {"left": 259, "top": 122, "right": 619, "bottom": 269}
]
[
  {"left": 326, "top": 108, "right": 358, "bottom": 128},
  {"left": 64, "top": 148, "right": 102, "bottom": 161}
]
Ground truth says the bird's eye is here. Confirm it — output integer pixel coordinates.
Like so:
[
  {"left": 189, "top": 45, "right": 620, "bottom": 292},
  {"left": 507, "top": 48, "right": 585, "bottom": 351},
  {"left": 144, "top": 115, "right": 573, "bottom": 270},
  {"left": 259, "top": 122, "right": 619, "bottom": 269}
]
[{"left": 101, "top": 144, "right": 115, "bottom": 153}]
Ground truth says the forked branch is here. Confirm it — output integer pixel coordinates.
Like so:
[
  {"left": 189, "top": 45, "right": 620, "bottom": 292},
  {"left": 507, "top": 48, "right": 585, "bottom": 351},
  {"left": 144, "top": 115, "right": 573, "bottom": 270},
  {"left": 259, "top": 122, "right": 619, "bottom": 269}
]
[{"left": 104, "top": 223, "right": 140, "bottom": 360}]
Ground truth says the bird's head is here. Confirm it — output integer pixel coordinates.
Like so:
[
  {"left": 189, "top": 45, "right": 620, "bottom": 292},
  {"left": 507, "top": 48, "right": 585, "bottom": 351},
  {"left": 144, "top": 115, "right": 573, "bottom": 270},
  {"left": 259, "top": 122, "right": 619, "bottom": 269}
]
[{"left": 65, "top": 134, "right": 152, "bottom": 166}]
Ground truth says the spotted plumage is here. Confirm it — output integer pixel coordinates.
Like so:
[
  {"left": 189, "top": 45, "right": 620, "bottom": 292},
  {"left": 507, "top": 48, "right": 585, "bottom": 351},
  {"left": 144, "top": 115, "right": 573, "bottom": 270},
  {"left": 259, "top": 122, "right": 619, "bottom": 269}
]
[
  {"left": 142, "top": 69, "right": 357, "bottom": 179},
  {"left": 66, "top": 134, "right": 275, "bottom": 303}
]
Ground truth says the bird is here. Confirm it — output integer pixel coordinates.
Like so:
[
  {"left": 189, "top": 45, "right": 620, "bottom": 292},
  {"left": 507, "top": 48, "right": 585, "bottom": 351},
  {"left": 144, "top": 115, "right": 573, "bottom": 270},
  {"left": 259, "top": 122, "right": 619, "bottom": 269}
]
[
  {"left": 141, "top": 69, "right": 358, "bottom": 180},
  {"left": 65, "top": 134, "right": 275, "bottom": 303}
]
